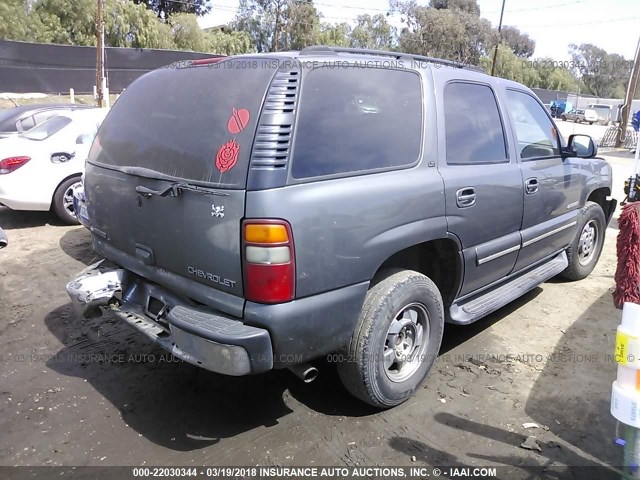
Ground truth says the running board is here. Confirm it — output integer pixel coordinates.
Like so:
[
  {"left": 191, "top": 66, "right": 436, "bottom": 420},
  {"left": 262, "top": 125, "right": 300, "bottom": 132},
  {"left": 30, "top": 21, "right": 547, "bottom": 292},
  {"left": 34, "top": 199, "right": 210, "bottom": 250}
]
[{"left": 448, "top": 251, "right": 568, "bottom": 325}]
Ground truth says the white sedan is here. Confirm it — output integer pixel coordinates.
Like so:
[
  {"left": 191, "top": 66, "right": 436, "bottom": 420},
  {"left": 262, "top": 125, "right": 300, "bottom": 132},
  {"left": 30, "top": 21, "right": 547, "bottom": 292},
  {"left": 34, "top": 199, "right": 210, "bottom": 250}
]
[{"left": 0, "top": 108, "right": 108, "bottom": 224}]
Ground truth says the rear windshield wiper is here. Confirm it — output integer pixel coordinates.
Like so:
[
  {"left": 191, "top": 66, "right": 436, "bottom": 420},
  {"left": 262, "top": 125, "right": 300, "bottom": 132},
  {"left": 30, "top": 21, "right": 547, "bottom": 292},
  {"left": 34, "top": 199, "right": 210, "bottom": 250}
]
[{"left": 135, "top": 182, "right": 229, "bottom": 198}]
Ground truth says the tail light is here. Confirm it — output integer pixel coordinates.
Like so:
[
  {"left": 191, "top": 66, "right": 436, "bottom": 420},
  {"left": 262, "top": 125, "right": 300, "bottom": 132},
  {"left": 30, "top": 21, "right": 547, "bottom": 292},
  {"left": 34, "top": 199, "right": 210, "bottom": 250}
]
[
  {"left": 243, "top": 220, "right": 295, "bottom": 304},
  {"left": 0, "top": 156, "right": 30, "bottom": 174}
]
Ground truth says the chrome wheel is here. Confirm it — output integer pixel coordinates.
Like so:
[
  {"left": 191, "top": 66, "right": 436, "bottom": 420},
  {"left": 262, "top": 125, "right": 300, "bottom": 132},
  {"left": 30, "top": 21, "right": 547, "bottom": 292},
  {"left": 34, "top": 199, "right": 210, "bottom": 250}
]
[
  {"left": 578, "top": 219, "right": 598, "bottom": 266},
  {"left": 383, "top": 302, "right": 430, "bottom": 383},
  {"left": 63, "top": 181, "right": 81, "bottom": 218}
]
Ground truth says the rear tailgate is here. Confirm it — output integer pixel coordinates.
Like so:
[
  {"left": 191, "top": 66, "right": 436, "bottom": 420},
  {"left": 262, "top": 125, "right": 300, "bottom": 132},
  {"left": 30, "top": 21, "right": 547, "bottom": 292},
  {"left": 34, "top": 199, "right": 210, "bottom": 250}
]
[{"left": 84, "top": 59, "right": 278, "bottom": 314}]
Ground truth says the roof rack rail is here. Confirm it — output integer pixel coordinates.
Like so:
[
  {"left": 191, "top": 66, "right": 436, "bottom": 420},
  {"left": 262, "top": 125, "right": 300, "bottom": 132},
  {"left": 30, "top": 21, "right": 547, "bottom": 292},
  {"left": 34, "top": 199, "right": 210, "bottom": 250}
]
[{"left": 299, "top": 45, "right": 485, "bottom": 73}]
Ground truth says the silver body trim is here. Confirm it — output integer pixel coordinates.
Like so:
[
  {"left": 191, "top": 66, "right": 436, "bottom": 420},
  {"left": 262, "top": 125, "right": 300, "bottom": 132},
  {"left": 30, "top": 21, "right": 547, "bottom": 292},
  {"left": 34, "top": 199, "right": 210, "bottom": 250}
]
[
  {"left": 522, "top": 221, "right": 577, "bottom": 248},
  {"left": 477, "top": 245, "right": 521, "bottom": 265}
]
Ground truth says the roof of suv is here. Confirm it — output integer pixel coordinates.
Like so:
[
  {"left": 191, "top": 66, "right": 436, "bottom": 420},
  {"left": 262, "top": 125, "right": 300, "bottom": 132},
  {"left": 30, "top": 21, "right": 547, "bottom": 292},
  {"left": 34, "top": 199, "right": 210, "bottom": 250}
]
[{"left": 178, "top": 45, "right": 485, "bottom": 74}]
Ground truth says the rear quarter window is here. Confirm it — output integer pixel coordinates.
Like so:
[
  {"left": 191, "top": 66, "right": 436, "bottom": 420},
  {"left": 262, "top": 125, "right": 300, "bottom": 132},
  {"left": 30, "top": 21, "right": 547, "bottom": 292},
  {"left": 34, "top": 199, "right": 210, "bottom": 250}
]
[{"left": 291, "top": 67, "right": 422, "bottom": 179}]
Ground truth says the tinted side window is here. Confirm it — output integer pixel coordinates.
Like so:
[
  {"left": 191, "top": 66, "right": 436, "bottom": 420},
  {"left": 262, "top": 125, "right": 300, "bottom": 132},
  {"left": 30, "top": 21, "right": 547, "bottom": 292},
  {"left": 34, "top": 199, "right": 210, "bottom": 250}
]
[
  {"left": 444, "top": 82, "right": 507, "bottom": 165},
  {"left": 291, "top": 68, "right": 422, "bottom": 179},
  {"left": 505, "top": 89, "right": 559, "bottom": 159}
]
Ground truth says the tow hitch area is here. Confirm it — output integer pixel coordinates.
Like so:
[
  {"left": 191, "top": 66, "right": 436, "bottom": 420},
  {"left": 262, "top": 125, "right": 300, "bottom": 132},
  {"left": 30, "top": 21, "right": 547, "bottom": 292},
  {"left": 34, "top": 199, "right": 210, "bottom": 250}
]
[{"left": 66, "top": 261, "right": 124, "bottom": 318}]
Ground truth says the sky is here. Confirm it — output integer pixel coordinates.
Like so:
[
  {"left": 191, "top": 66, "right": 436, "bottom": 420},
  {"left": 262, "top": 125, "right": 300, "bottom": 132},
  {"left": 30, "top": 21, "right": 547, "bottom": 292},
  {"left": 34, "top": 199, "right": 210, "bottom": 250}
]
[{"left": 197, "top": 0, "right": 640, "bottom": 60}]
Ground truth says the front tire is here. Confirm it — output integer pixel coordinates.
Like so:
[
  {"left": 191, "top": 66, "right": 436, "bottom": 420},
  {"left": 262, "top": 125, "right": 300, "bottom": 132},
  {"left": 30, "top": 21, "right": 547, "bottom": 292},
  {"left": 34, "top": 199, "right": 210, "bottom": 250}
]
[
  {"left": 52, "top": 176, "right": 81, "bottom": 225},
  {"left": 337, "top": 269, "right": 444, "bottom": 408},
  {"left": 560, "top": 201, "right": 606, "bottom": 281}
]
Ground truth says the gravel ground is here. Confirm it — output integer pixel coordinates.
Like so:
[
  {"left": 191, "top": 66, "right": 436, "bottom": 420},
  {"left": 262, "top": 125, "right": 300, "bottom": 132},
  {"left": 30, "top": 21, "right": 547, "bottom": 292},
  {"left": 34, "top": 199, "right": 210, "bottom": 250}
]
[{"left": 0, "top": 125, "right": 635, "bottom": 477}]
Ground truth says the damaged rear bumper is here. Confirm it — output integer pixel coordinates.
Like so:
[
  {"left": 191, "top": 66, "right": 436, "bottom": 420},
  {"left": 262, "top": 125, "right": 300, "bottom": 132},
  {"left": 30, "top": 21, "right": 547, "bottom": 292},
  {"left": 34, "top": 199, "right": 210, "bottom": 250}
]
[{"left": 65, "top": 262, "right": 273, "bottom": 376}]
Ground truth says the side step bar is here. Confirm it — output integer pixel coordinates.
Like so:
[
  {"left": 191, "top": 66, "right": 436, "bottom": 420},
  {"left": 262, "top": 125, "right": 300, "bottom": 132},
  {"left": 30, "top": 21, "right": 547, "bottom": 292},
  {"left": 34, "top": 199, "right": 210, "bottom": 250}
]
[{"left": 449, "top": 251, "right": 568, "bottom": 325}]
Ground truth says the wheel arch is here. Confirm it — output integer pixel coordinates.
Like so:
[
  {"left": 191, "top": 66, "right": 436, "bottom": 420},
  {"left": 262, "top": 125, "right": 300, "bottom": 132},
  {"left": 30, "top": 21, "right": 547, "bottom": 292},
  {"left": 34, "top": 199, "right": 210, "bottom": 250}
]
[
  {"left": 371, "top": 236, "right": 464, "bottom": 306},
  {"left": 51, "top": 172, "right": 82, "bottom": 206},
  {"left": 586, "top": 186, "right": 616, "bottom": 225}
]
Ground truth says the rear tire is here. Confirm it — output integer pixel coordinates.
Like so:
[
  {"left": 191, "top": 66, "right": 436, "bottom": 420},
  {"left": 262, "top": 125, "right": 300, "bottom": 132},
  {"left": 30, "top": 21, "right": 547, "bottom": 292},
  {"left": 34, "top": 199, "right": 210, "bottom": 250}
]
[
  {"left": 561, "top": 115, "right": 567, "bottom": 121},
  {"left": 52, "top": 176, "right": 81, "bottom": 225},
  {"left": 560, "top": 201, "right": 606, "bottom": 281},
  {"left": 589, "top": 121, "right": 594, "bottom": 125},
  {"left": 337, "top": 269, "right": 444, "bottom": 408}
]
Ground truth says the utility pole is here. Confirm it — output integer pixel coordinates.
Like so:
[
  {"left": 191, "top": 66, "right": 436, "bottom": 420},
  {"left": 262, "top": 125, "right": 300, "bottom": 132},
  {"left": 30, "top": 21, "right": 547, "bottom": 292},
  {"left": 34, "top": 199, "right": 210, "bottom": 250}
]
[
  {"left": 616, "top": 36, "right": 640, "bottom": 148},
  {"left": 96, "top": 0, "right": 104, "bottom": 108},
  {"left": 490, "top": 0, "right": 506, "bottom": 77}
]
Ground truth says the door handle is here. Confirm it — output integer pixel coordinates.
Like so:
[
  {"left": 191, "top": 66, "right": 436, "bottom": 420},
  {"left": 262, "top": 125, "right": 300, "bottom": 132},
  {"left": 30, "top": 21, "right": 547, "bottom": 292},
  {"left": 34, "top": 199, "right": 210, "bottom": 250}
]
[
  {"left": 525, "top": 178, "right": 539, "bottom": 195},
  {"left": 456, "top": 187, "right": 476, "bottom": 208}
]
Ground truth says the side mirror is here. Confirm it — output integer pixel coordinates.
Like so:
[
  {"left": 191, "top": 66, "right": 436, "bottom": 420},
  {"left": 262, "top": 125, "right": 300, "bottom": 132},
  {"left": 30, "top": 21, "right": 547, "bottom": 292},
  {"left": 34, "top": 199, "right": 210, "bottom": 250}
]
[
  {"left": 565, "top": 134, "right": 597, "bottom": 159},
  {"left": 50, "top": 152, "right": 75, "bottom": 163},
  {"left": 0, "top": 227, "right": 7, "bottom": 249}
]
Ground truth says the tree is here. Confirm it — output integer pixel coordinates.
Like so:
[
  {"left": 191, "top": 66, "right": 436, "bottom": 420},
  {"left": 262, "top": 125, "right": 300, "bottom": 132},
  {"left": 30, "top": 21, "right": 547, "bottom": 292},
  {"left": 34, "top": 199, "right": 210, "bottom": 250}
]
[
  {"left": 569, "top": 43, "right": 630, "bottom": 98},
  {"left": 233, "top": 0, "right": 283, "bottom": 52},
  {"left": 396, "top": 1, "right": 494, "bottom": 65},
  {"left": 480, "top": 44, "right": 538, "bottom": 85},
  {"left": 318, "top": 22, "right": 351, "bottom": 47},
  {"left": 0, "top": 0, "right": 31, "bottom": 42},
  {"left": 132, "top": 0, "right": 211, "bottom": 20},
  {"left": 350, "top": 14, "right": 396, "bottom": 50},
  {"left": 170, "top": 12, "right": 209, "bottom": 50},
  {"left": 283, "top": 0, "right": 320, "bottom": 50},
  {"left": 499, "top": 26, "right": 535, "bottom": 58},
  {"left": 33, "top": 0, "right": 97, "bottom": 46},
  {"left": 429, "top": 0, "right": 480, "bottom": 16},
  {"left": 105, "top": 0, "right": 175, "bottom": 48},
  {"left": 233, "top": 0, "right": 322, "bottom": 52},
  {"left": 206, "top": 27, "right": 256, "bottom": 55},
  {"left": 534, "top": 58, "right": 579, "bottom": 91}
]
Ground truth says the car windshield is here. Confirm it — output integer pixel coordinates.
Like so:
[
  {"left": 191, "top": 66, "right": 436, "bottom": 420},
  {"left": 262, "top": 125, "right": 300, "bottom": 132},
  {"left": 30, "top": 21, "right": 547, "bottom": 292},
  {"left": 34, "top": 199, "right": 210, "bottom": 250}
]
[{"left": 21, "top": 115, "right": 72, "bottom": 141}]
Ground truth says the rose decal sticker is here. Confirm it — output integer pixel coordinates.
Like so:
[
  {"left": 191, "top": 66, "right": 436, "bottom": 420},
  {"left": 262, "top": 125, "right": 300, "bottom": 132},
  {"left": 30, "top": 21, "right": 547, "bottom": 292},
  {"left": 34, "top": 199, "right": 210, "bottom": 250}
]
[
  {"left": 227, "top": 108, "right": 250, "bottom": 134},
  {"left": 215, "top": 139, "right": 240, "bottom": 173},
  {"left": 215, "top": 107, "right": 250, "bottom": 174}
]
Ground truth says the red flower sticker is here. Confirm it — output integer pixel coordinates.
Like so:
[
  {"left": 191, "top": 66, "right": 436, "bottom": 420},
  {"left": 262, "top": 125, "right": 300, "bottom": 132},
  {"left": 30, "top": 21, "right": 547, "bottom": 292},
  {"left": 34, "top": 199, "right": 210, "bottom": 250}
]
[
  {"left": 215, "top": 139, "right": 240, "bottom": 173},
  {"left": 227, "top": 108, "right": 250, "bottom": 134}
]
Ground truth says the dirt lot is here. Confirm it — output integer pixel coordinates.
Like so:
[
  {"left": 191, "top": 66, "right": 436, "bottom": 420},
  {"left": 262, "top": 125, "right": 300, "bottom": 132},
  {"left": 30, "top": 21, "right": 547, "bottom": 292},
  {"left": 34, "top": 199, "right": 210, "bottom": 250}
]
[{"left": 0, "top": 141, "right": 636, "bottom": 476}]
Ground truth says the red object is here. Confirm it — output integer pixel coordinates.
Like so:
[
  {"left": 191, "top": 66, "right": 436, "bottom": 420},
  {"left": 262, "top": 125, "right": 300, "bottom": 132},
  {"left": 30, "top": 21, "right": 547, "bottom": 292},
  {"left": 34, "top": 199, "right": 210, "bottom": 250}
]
[
  {"left": 613, "top": 203, "right": 640, "bottom": 308},
  {"left": 227, "top": 108, "right": 250, "bottom": 134},
  {"left": 191, "top": 57, "right": 225, "bottom": 66},
  {"left": 0, "top": 156, "right": 30, "bottom": 174},
  {"left": 215, "top": 140, "right": 239, "bottom": 173},
  {"left": 243, "top": 220, "right": 295, "bottom": 304},
  {"left": 244, "top": 263, "right": 294, "bottom": 304}
]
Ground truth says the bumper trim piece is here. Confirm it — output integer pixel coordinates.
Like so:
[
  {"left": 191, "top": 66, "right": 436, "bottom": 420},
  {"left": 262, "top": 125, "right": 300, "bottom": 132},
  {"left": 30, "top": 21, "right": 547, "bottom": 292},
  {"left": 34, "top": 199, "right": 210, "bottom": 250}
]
[{"left": 168, "top": 305, "right": 273, "bottom": 374}]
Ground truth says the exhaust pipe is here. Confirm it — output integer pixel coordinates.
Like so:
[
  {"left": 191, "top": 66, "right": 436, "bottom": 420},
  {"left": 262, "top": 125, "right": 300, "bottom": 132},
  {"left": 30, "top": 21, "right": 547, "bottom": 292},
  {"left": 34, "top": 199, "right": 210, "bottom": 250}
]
[
  {"left": 289, "top": 363, "right": 318, "bottom": 383},
  {"left": 0, "top": 227, "right": 7, "bottom": 249}
]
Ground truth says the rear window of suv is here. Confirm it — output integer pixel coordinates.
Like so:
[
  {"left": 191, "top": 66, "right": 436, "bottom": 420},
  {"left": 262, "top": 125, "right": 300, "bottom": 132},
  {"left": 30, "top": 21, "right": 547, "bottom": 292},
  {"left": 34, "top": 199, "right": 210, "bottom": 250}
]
[
  {"left": 89, "top": 60, "right": 278, "bottom": 187},
  {"left": 291, "top": 67, "right": 422, "bottom": 179}
]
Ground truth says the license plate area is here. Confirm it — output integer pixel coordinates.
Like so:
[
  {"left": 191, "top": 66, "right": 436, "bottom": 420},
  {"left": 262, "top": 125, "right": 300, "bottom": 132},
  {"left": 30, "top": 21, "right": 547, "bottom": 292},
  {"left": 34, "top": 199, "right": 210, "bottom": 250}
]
[{"left": 145, "top": 296, "right": 168, "bottom": 327}]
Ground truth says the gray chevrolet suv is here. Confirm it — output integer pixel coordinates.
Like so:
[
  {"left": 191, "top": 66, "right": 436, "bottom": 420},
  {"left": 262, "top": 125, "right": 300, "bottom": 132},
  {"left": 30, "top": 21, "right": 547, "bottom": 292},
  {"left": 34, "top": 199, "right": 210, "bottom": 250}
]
[{"left": 67, "top": 46, "right": 616, "bottom": 408}]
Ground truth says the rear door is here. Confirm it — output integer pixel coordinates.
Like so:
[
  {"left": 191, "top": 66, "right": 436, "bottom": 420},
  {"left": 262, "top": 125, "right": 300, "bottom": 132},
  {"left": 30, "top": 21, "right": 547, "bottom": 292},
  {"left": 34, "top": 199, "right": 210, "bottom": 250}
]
[
  {"left": 85, "top": 59, "right": 279, "bottom": 310},
  {"left": 438, "top": 80, "right": 524, "bottom": 297},
  {"left": 504, "top": 89, "right": 582, "bottom": 272}
]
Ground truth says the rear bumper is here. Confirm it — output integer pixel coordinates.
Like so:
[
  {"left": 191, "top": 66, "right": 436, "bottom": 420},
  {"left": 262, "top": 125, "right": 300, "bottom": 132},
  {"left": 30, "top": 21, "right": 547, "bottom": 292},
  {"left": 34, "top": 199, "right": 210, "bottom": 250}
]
[
  {"left": 0, "top": 185, "right": 51, "bottom": 211},
  {"left": 66, "top": 262, "right": 273, "bottom": 375},
  {"left": 66, "top": 262, "right": 369, "bottom": 375}
]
